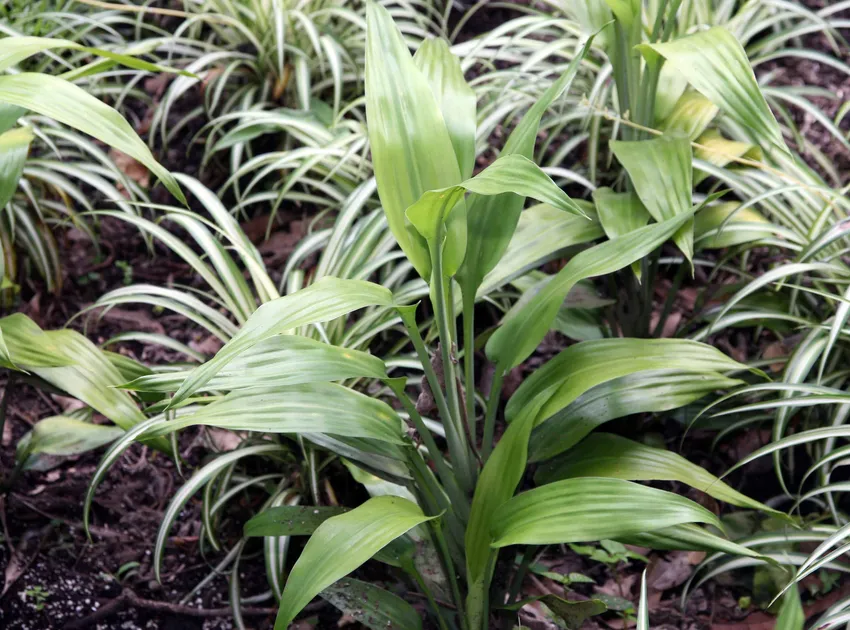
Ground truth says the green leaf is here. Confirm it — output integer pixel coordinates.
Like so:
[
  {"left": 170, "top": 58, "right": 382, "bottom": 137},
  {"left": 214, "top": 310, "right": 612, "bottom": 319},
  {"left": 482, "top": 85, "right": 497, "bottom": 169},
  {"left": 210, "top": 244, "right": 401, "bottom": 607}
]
[
  {"left": 244, "top": 506, "right": 349, "bottom": 537},
  {"left": 0, "top": 127, "right": 33, "bottom": 208},
  {"left": 638, "top": 27, "right": 787, "bottom": 155},
  {"left": 121, "top": 335, "right": 387, "bottom": 393},
  {"left": 0, "top": 104, "right": 25, "bottom": 134},
  {"left": 618, "top": 524, "right": 763, "bottom": 558},
  {"left": 478, "top": 202, "right": 603, "bottom": 298},
  {"left": 0, "top": 73, "right": 184, "bottom": 204},
  {"left": 158, "top": 383, "right": 406, "bottom": 445},
  {"left": 660, "top": 90, "right": 719, "bottom": 141},
  {"left": 501, "top": 595, "right": 607, "bottom": 629},
  {"left": 275, "top": 496, "right": 433, "bottom": 629},
  {"left": 405, "top": 154, "right": 586, "bottom": 241},
  {"left": 526, "top": 370, "right": 741, "bottom": 460},
  {"left": 694, "top": 201, "right": 774, "bottom": 249},
  {"left": 536, "top": 433, "right": 779, "bottom": 514},
  {"left": 776, "top": 587, "right": 804, "bottom": 630},
  {"left": 413, "top": 38, "right": 476, "bottom": 180},
  {"left": 168, "top": 278, "right": 392, "bottom": 407},
  {"left": 321, "top": 578, "right": 423, "bottom": 630},
  {"left": 16, "top": 416, "right": 123, "bottom": 469},
  {"left": 485, "top": 209, "right": 698, "bottom": 371},
  {"left": 365, "top": 2, "right": 463, "bottom": 279},
  {"left": 637, "top": 570, "right": 649, "bottom": 630},
  {"left": 457, "top": 34, "right": 597, "bottom": 298},
  {"left": 490, "top": 477, "right": 721, "bottom": 548},
  {"left": 610, "top": 133, "right": 694, "bottom": 264},
  {"left": 592, "top": 187, "right": 650, "bottom": 240}
]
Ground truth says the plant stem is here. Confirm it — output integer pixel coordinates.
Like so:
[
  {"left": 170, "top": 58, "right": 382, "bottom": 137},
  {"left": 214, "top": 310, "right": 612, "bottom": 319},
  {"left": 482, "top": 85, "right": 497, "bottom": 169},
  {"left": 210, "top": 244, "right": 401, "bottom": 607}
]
[
  {"left": 429, "top": 234, "right": 476, "bottom": 490},
  {"left": 507, "top": 546, "right": 539, "bottom": 604},
  {"left": 398, "top": 306, "right": 475, "bottom": 494},
  {"left": 409, "top": 564, "right": 452, "bottom": 630},
  {"left": 480, "top": 367, "right": 504, "bottom": 461},
  {"left": 462, "top": 289, "right": 478, "bottom": 450},
  {"left": 432, "top": 520, "right": 468, "bottom": 630}
]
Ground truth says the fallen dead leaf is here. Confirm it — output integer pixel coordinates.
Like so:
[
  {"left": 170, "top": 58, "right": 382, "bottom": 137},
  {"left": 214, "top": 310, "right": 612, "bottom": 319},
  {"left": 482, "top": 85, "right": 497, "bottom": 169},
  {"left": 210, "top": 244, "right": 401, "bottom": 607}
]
[
  {"left": 94, "top": 306, "right": 165, "bottom": 335},
  {"left": 109, "top": 149, "right": 150, "bottom": 189},
  {"left": 190, "top": 334, "right": 224, "bottom": 357},
  {"left": 648, "top": 552, "right": 695, "bottom": 591}
]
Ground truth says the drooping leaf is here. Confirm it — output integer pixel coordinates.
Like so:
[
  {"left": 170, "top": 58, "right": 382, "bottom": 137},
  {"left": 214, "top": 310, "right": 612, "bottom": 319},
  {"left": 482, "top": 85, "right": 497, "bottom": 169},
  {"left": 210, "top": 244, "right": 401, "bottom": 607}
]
[
  {"left": 0, "top": 73, "right": 184, "bottom": 204},
  {"left": 244, "top": 506, "right": 349, "bottom": 537},
  {"left": 536, "top": 433, "right": 779, "bottom": 515},
  {"left": 168, "top": 278, "right": 392, "bottom": 407},
  {"left": 592, "top": 187, "right": 650, "bottom": 241},
  {"left": 275, "top": 496, "right": 433, "bottom": 629},
  {"left": 638, "top": 27, "right": 787, "bottom": 155},
  {"left": 610, "top": 133, "right": 694, "bottom": 263},
  {"left": 16, "top": 416, "right": 123, "bottom": 470},
  {"left": 321, "top": 578, "right": 423, "bottom": 630},
  {"left": 121, "top": 335, "right": 387, "bottom": 393},
  {"left": 490, "top": 477, "right": 721, "bottom": 548},
  {"left": 365, "top": 2, "right": 463, "bottom": 279},
  {"left": 158, "top": 383, "right": 406, "bottom": 445},
  {"left": 694, "top": 201, "right": 775, "bottom": 249},
  {"left": 405, "top": 154, "right": 586, "bottom": 241},
  {"left": 618, "top": 523, "right": 763, "bottom": 558},
  {"left": 660, "top": 90, "right": 719, "bottom": 141}
]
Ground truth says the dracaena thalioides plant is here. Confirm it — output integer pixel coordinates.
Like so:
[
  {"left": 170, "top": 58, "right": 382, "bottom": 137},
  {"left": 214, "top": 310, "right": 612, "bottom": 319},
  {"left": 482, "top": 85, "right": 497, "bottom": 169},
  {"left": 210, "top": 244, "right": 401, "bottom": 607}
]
[{"left": 80, "top": 5, "right": 793, "bottom": 629}]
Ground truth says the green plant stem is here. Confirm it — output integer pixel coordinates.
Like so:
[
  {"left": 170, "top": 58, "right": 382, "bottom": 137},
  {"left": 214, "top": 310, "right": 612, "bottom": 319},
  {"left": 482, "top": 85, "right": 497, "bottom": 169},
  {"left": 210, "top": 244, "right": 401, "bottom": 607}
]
[
  {"left": 507, "top": 546, "right": 539, "bottom": 604},
  {"left": 398, "top": 306, "right": 474, "bottom": 494},
  {"left": 462, "top": 290, "right": 477, "bottom": 448},
  {"left": 429, "top": 235, "right": 476, "bottom": 491},
  {"left": 481, "top": 368, "right": 505, "bottom": 461},
  {"left": 432, "top": 520, "right": 468, "bottom": 630},
  {"left": 408, "top": 564, "right": 452, "bottom": 630},
  {"left": 653, "top": 261, "right": 688, "bottom": 337}
]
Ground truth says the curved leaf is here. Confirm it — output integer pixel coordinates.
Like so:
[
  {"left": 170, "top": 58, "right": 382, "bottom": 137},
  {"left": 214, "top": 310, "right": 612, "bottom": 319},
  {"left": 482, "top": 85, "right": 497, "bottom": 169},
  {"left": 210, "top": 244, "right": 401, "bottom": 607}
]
[
  {"left": 275, "top": 496, "right": 433, "bottom": 629},
  {"left": 321, "top": 578, "right": 423, "bottom": 630}
]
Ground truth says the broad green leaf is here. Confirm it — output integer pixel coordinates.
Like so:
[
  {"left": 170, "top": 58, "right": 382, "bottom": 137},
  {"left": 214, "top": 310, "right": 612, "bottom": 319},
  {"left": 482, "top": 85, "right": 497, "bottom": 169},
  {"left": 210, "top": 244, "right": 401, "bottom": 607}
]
[
  {"left": 501, "top": 595, "right": 607, "bottom": 629},
  {"left": 638, "top": 27, "right": 787, "bottom": 155},
  {"left": 16, "top": 416, "right": 123, "bottom": 470},
  {"left": 592, "top": 187, "right": 650, "bottom": 240},
  {"left": 660, "top": 90, "right": 719, "bottom": 140},
  {"left": 0, "top": 73, "right": 184, "bottom": 204},
  {"left": 527, "top": 370, "right": 742, "bottom": 459},
  {"left": 275, "top": 496, "right": 433, "bottom": 629},
  {"left": 0, "top": 313, "right": 72, "bottom": 368},
  {"left": 490, "top": 477, "right": 721, "bottom": 548},
  {"left": 486, "top": 209, "right": 698, "bottom": 370},
  {"left": 168, "top": 278, "right": 392, "bottom": 407},
  {"left": 536, "top": 433, "right": 778, "bottom": 514},
  {"left": 159, "top": 383, "right": 406, "bottom": 445},
  {"left": 610, "top": 133, "right": 694, "bottom": 263},
  {"left": 365, "top": 2, "right": 463, "bottom": 279},
  {"left": 244, "top": 506, "right": 349, "bottom": 537},
  {"left": 694, "top": 201, "right": 774, "bottom": 249},
  {"left": 0, "top": 127, "right": 33, "bottom": 208},
  {"left": 0, "top": 328, "right": 11, "bottom": 369},
  {"left": 457, "top": 35, "right": 597, "bottom": 299},
  {"left": 506, "top": 337, "right": 746, "bottom": 426},
  {"left": 776, "top": 587, "right": 804, "bottom": 630},
  {"left": 121, "top": 335, "right": 387, "bottom": 393},
  {"left": 478, "top": 202, "right": 603, "bottom": 297},
  {"left": 0, "top": 104, "right": 25, "bottom": 134},
  {"left": 405, "top": 154, "right": 586, "bottom": 241},
  {"left": 321, "top": 578, "right": 423, "bottom": 630},
  {"left": 413, "top": 38, "right": 476, "bottom": 180}
]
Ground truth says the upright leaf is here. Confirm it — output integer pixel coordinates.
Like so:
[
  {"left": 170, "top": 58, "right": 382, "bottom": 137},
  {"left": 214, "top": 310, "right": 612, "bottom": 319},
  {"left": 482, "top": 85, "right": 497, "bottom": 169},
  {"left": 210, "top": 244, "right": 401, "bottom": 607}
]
[
  {"left": 638, "top": 27, "right": 787, "bottom": 155},
  {"left": 0, "top": 127, "right": 32, "bottom": 208},
  {"left": 275, "top": 497, "right": 433, "bottom": 629},
  {"left": 365, "top": 2, "right": 463, "bottom": 279},
  {"left": 610, "top": 133, "right": 694, "bottom": 264}
]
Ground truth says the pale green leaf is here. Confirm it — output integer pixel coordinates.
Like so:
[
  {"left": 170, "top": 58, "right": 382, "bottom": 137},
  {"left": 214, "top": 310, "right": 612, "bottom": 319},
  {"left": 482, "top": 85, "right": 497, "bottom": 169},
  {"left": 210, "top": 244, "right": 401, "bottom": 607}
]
[
  {"left": 660, "top": 90, "right": 719, "bottom": 141},
  {"left": 638, "top": 27, "right": 787, "bottom": 155},
  {"left": 694, "top": 201, "right": 774, "bottom": 249},
  {"left": 491, "top": 477, "right": 721, "bottom": 548},
  {"left": 168, "top": 278, "right": 392, "bottom": 407},
  {"left": 275, "top": 496, "right": 433, "bottom": 629},
  {"left": 0, "top": 73, "right": 185, "bottom": 204},
  {"left": 776, "top": 587, "right": 804, "bottom": 630},
  {"left": 16, "top": 416, "right": 123, "bottom": 469},
  {"left": 0, "top": 127, "right": 33, "bottom": 208},
  {"left": 592, "top": 187, "right": 650, "bottom": 240}
]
